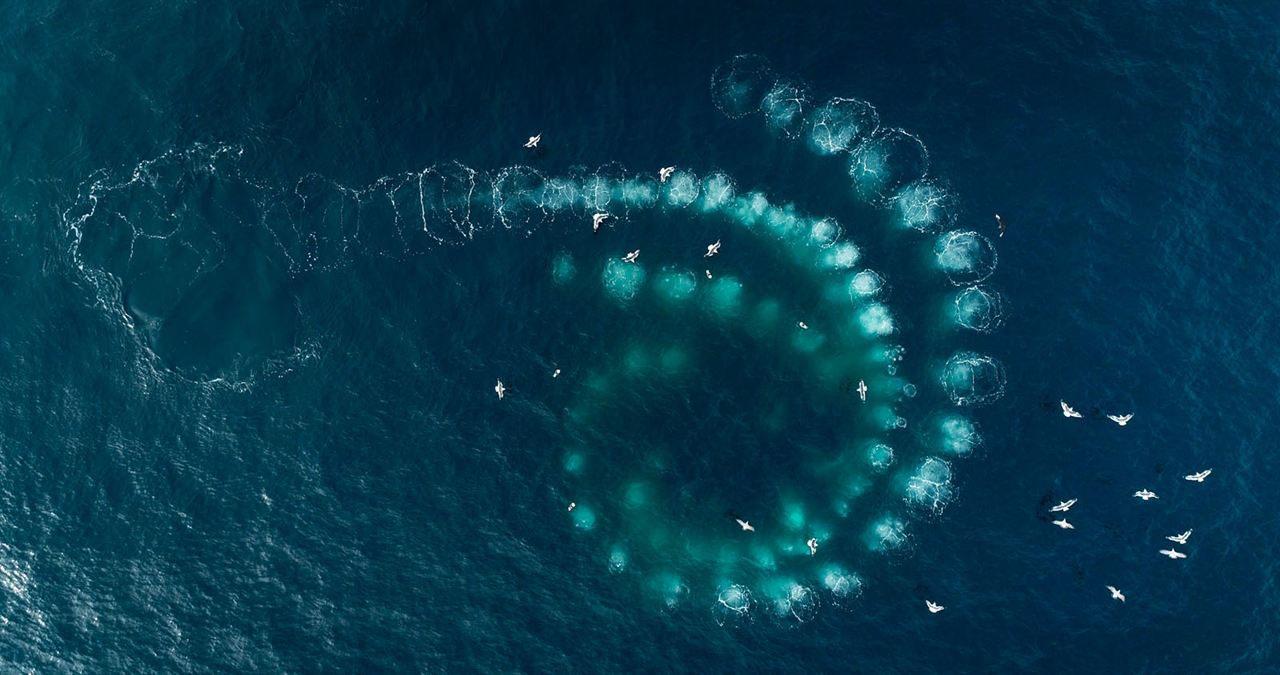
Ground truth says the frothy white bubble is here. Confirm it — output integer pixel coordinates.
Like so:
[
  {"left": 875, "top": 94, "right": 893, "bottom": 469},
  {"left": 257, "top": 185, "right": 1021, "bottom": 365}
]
[
  {"left": 941, "top": 351, "right": 1006, "bottom": 406},
  {"left": 934, "top": 230, "right": 998, "bottom": 285},
  {"left": 849, "top": 129, "right": 930, "bottom": 206},
  {"left": 664, "top": 170, "right": 701, "bottom": 207},
  {"left": 820, "top": 565, "right": 865, "bottom": 606},
  {"left": 699, "top": 172, "right": 737, "bottom": 211},
  {"left": 602, "top": 258, "right": 647, "bottom": 303},
  {"left": 866, "top": 443, "right": 895, "bottom": 472},
  {"left": 952, "top": 286, "right": 1005, "bottom": 333},
  {"left": 821, "top": 242, "right": 861, "bottom": 270},
  {"left": 807, "top": 97, "right": 879, "bottom": 155},
  {"left": 654, "top": 266, "right": 698, "bottom": 304},
  {"left": 711, "top": 54, "right": 777, "bottom": 119},
  {"left": 807, "top": 218, "right": 842, "bottom": 248},
  {"left": 938, "top": 414, "right": 982, "bottom": 456},
  {"left": 761, "top": 78, "right": 811, "bottom": 139},
  {"left": 492, "top": 166, "right": 548, "bottom": 230},
  {"left": 865, "top": 514, "right": 909, "bottom": 552},
  {"left": 849, "top": 270, "right": 886, "bottom": 299},
  {"left": 712, "top": 584, "right": 753, "bottom": 626},
  {"left": 891, "top": 180, "right": 956, "bottom": 232},
  {"left": 857, "top": 303, "right": 896, "bottom": 337},
  {"left": 904, "top": 457, "right": 954, "bottom": 514}
]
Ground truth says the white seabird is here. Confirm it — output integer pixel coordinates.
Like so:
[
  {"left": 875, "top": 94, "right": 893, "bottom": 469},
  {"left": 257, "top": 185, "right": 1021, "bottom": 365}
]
[
  {"left": 1049, "top": 498, "right": 1077, "bottom": 513},
  {"left": 1052, "top": 518, "right": 1075, "bottom": 530},
  {"left": 797, "top": 321, "right": 809, "bottom": 330},
  {"left": 552, "top": 368, "right": 561, "bottom": 378},
  {"left": 857, "top": 379, "right": 868, "bottom": 402},
  {"left": 1185, "top": 469, "right": 1212, "bottom": 482},
  {"left": 735, "top": 518, "right": 755, "bottom": 532},
  {"left": 1159, "top": 548, "right": 1187, "bottom": 560},
  {"left": 926, "top": 600, "right": 945, "bottom": 614},
  {"left": 1106, "top": 585, "right": 1126, "bottom": 602},
  {"left": 1133, "top": 489, "right": 1159, "bottom": 501},
  {"left": 806, "top": 538, "right": 818, "bottom": 556},
  {"left": 622, "top": 249, "right": 640, "bottom": 263},
  {"left": 524, "top": 133, "right": 541, "bottom": 149},
  {"left": 705, "top": 269, "right": 713, "bottom": 279},
  {"left": 659, "top": 166, "right": 675, "bottom": 183},
  {"left": 1166, "top": 530, "right": 1192, "bottom": 545},
  {"left": 705, "top": 239, "right": 721, "bottom": 258},
  {"left": 567, "top": 502, "right": 576, "bottom": 512},
  {"left": 494, "top": 379, "right": 506, "bottom": 400},
  {"left": 592, "top": 212, "right": 610, "bottom": 233},
  {"left": 1106, "top": 413, "right": 1134, "bottom": 426},
  {"left": 1060, "top": 401, "right": 1083, "bottom": 418}
]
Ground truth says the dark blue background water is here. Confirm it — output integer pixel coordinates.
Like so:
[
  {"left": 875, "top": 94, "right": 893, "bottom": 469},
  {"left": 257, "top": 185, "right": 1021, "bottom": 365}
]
[{"left": 2, "top": 1, "right": 1278, "bottom": 671}]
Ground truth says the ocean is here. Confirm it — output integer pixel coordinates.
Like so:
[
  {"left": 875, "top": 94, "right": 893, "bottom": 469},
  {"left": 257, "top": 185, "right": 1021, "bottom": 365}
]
[{"left": 1, "top": 1, "right": 1278, "bottom": 672}]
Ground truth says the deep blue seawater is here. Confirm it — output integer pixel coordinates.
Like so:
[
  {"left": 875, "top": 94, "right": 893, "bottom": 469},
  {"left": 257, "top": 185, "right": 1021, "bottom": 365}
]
[{"left": 2, "top": 1, "right": 1279, "bottom": 671}]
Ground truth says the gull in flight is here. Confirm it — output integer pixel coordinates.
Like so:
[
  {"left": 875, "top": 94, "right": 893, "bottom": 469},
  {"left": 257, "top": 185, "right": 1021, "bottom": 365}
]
[
  {"left": 523, "top": 133, "right": 541, "bottom": 149},
  {"left": 622, "top": 249, "right": 640, "bottom": 263},
  {"left": 1060, "top": 401, "right": 1083, "bottom": 418},
  {"left": 592, "top": 212, "right": 610, "bottom": 233},
  {"left": 1185, "top": 469, "right": 1212, "bottom": 482},
  {"left": 552, "top": 368, "right": 561, "bottom": 378},
  {"left": 705, "top": 240, "right": 721, "bottom": 257},
  {"left": 1106, "top": 585, "right": 1125, "bottom": 603},
  {"left": 1049, "top": 498, "right": 1077, "bottom": 513},
  {"left": 1106, "top": 413, "right": 1134, "bottom": 426},
  {"left": 1052, "top": 518, "right": 1075, "bottom": 530},
  {"left": 797, "top": 321, "right": 809, "bottom": 330},
  {"left": 926, "top": 600, "right": 945, "bottom": 614},
  {"left": 735, "top": 518, "right": 755, "bottom": 532},
  {"left": 995, "top": 213, "right": 1006, "bottom": 238},
  {"left": 1159, "top": 548, "right": 1187, "bottom": 560},
  {"left": 659, "top": 166, "right": 675, "bottom": 183},
  {"left": 806, "top": 538, "right": 819, "bottom": 556},
  {"left": 567, "top": 502, "right": 576, "bottom": 512},
  {"left": 857, "top": 379, "right": 868, "bottom": 402},
  {"left": 1166, "top": 530, "right": 1192, "bottom": 545},
  {"left": 494, "top": 379, "right": 506, "bottom": 400},
  {"left": 1133, "top": 489, "right": 1159, "bottom": 501}
]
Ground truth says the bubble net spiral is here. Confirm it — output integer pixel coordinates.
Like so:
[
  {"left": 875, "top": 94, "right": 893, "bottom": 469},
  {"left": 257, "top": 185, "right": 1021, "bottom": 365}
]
[{"left": 59, "top": 55, "right": 1006, "bottom": 624}]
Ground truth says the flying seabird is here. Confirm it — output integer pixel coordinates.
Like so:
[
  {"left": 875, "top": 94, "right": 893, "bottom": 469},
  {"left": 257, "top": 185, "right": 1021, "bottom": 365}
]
[
  {"left": 1185, "top": 469, "right": 1212, "bottom": 482},
  {"left": 524, "top": 133, "right": 541, "bottom": 149},
  {"left": 1060, "top": 401, "right": 1083, "bottom": 418},
  {"left": 857, "top": 379, "right": 868, "bottom": 402},
  {"left": 1052, "top": 518, "right": 1075, "bottom": 530},
  {"left": 926, "top": 600, "right": 945, "bottom": 614},
  {"left": 1049, "top": 498, "right": 1077, "bottom": 513},
  {"left": 494, "top": 379, "right": 506, "bottom": 400},
  {"left": 659, "top": 166, "right": 675, "bottom": 183},
  {"left": 735, "top": 518, "right": 755, "bottom": 532},
  {"left": 622, "top": 249, "right": 640, "bottom": 263},
  {"left": 1133, "top": 489, "right": 1159, "bottom": 501},
  {"left": 806, "top": 538, "right": 819, "bottom": 556},
  {"left": 592, "top": 212, "right": 610, "bottom": 233},
  {"left": 1106, "top": 585, "right": 1125, "bottom": 602},
  {"left": 1159, "top": 548, "right": 1187, "bottom": 560},
  {"left": 995, "top": 213, "right": 1006, "bottom": 238},
  {"left": 705, "top": 240, "right": 721, "bottom": 257},
  {"left": 1106, "top": 413, "right": 1134, "bottom": 426},
  {"left": 1166, "top": 530, "right": 1192, "bottom": 545},
  {"left": 798, "top": 321, "right": 809, "bottom": 330}
]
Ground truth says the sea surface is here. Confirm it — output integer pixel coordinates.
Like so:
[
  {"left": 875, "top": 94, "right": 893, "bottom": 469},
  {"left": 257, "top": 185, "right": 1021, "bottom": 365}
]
[{"left": 1, "top": 1, "right": 1278, "bottom": 672}]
